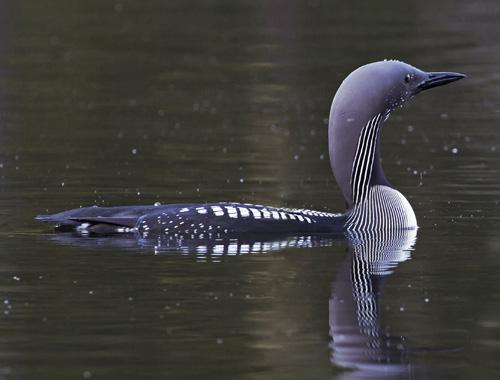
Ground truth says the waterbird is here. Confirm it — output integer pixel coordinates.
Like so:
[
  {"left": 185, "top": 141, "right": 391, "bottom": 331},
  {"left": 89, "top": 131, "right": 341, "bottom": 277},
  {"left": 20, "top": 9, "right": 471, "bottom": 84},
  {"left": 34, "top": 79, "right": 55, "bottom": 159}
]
[{"left": 36, "top": 60, "right": 465, "bottom": 236}]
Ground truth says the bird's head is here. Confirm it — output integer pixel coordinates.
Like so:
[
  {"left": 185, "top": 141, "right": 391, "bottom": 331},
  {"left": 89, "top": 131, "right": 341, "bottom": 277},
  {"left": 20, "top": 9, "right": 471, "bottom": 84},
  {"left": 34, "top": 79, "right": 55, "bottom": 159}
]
[{"left": 328, "top": 60, "right": 465, "bottom": 208}]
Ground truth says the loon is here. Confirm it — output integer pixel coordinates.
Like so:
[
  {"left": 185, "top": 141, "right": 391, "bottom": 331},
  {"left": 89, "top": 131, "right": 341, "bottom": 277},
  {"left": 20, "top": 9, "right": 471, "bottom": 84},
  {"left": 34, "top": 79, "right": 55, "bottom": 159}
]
[{"left": 36, "top": 60, "right": 465, "bottom": 236}]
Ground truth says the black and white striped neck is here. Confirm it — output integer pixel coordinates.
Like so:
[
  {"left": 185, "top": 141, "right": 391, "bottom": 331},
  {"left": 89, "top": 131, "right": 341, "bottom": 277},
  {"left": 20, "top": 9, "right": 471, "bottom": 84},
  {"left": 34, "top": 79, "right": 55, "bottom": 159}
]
[
  {"left": 346, "top": 113, "right": 417, "bottom": 231},
  {"left": 350, "top": 113, "right": 388, "bottom": 205}
]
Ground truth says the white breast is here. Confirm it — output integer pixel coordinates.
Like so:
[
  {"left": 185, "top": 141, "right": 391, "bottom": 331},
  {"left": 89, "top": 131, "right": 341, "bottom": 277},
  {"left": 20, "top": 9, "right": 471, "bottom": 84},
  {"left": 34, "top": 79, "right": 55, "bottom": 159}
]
[{"left": 346, "top": 185, "right": 417, "bottom": 231}]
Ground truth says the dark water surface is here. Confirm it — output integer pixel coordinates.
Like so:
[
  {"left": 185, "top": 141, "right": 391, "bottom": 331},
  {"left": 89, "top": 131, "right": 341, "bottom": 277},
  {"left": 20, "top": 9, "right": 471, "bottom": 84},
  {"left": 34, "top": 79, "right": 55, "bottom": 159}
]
[{"left": 1, "top": 0, "right": 499, "bottom": 379}]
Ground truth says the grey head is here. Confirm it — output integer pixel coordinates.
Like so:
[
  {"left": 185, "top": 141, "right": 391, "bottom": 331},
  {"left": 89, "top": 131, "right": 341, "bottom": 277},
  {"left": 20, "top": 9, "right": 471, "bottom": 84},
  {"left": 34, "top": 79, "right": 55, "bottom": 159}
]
[{"left": 328, "top": 60, "right": 465, "bottom": 209}]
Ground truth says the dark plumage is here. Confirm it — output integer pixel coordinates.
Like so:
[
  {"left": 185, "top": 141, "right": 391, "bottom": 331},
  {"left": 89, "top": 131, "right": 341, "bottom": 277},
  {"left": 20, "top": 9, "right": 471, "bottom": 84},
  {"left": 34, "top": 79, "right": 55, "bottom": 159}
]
[{"left": 36, "top": 60, "right": 465, "bottom": 236}]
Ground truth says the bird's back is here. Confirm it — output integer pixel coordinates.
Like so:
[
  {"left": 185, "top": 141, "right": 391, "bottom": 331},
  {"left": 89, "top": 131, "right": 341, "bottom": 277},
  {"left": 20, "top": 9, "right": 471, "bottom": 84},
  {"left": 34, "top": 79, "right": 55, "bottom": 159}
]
[{"left": 37, "top": 202, "right": 347, "bottom": 236}]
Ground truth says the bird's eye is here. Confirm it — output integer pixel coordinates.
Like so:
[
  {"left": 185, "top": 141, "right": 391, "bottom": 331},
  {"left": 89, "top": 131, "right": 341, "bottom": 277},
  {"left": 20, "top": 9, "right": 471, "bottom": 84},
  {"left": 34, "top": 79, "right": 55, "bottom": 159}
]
[{"left": 404, "top": 74, "right": 412, "bottom": 83}]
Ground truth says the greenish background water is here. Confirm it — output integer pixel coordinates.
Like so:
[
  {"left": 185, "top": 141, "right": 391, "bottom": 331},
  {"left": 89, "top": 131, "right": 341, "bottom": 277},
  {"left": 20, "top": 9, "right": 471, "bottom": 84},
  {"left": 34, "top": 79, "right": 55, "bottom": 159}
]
[{"left": 0, "top": 0, "right": 499, "bottom": 379}]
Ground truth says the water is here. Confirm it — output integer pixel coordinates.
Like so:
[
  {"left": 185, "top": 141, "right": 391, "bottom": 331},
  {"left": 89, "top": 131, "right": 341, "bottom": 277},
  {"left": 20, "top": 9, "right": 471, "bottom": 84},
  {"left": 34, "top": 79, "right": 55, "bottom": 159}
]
[{"left": 1, "top": 0, "right": 499, "bottom": 378}]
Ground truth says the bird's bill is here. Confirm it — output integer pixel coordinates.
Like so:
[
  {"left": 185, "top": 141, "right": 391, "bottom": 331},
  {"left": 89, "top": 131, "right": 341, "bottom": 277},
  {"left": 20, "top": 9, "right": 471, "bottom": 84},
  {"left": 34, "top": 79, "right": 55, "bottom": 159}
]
[{"left": 418, "top": 71, "right": 466, "bottom": 91}]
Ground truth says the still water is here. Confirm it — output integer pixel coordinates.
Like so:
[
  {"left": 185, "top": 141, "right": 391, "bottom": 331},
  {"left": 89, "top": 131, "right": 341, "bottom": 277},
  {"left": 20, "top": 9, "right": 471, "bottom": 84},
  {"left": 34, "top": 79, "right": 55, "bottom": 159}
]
[{"left": 0, "top": 0, "right": 499, "bottom": 379}]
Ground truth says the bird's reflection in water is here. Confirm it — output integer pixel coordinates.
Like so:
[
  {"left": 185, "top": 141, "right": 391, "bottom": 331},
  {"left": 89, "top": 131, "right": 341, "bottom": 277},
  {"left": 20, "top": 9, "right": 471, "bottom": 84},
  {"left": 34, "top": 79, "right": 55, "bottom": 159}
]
[
  {"left": 46, "top": 232, "right": 343, "bottom": 259},
  {"left": 329, "top": 228, "right": 417, "bottom": 379},
  {"left": 45, "top": 228, "right": 418, "bottom": 378}
]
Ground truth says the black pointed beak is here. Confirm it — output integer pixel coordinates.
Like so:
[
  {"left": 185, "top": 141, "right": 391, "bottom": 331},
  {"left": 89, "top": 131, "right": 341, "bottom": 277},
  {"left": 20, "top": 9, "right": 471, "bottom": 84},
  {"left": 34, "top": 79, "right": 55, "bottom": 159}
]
[{"left": 417, "top": 71, "right": 466, "bottom": 91}]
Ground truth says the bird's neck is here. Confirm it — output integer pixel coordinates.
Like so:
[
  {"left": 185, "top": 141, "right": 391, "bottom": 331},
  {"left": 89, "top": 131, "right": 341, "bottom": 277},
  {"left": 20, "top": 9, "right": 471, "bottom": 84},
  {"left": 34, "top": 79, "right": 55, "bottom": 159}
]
[
  {"left": 329, "top": 112, "right": 389, "bottom": 209},
  {"left": 370, "top": 128, "right": 390, "bottom": 189}
]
